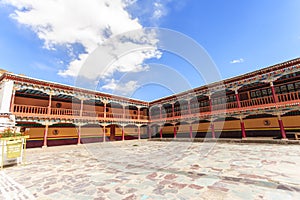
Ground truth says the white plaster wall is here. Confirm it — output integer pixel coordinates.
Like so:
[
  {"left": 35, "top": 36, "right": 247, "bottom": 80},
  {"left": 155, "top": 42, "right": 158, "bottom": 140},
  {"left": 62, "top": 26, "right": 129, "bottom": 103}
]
[{"left": 0, "top": 80, "right": 14, "bottom": 113}]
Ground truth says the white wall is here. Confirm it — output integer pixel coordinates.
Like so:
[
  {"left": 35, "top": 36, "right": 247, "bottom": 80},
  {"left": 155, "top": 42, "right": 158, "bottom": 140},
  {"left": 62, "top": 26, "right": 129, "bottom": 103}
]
[{"left": 0, "top": 80, "right": 14, "bottom": 113}]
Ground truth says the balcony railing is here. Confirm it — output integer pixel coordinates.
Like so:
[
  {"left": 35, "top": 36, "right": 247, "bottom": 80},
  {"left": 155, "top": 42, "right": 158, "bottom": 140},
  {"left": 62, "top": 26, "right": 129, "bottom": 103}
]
[
  {"left": 240, "top": 96, "right": 274, "bottom": 107},
  {"left": 13, "top": 105, "right": 48, "bottom": 115},
  {"left": 51, "top": 108, "right": 80, "bottom": 116},
  {"left": 13, "top": 105, "right": 148, "bottom": 121},
  {"left": 150, "top": 91, "right": 300, "bottom": 121},
  {"left": 12, "top": 90, "right": 300, "bottom": 121},
  {"left": 277, "top": 91, "right": 300, "bottom": 102}
]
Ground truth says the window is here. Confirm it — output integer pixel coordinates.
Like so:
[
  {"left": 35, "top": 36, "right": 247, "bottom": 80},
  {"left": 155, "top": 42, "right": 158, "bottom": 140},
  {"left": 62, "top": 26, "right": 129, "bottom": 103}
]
[
  {"left": 287, "top": 84, "right": 295, "bottom": 92},
  {"left": 251, "top": 91, "right": 256, "bottom": 98},
  {"left": 295, "top": 82, "right": 300, "bottom": 90},
  {"left": 267, "top": 88, "right": 272, "bottom": 95},
  {"left": 275, "top": 87, "right": 281, "bottom": 94},
  {"left": 262, "top": 89, "right": 268, "bottom": 96},
  {"left": 255, "top": 90, "right": 262, "bottom": 97},
  {"left": 280, "top": 85, "right": 287, "bottom": 93}
]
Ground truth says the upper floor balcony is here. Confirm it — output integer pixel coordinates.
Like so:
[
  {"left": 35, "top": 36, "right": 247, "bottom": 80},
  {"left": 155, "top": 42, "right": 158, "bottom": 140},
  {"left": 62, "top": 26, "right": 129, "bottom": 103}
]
[
  {"left": 12, "top": 104, "right": 149, "bottom": 121},
  {"left": 150, "top": 90, "right": 300, "bottom": 121}
]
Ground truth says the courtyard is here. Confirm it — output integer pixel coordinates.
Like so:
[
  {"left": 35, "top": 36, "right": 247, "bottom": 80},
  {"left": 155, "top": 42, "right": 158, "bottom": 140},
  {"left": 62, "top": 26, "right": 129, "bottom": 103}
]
[{"left": 1, "top": 140, "right": 300, "bottom": 200}]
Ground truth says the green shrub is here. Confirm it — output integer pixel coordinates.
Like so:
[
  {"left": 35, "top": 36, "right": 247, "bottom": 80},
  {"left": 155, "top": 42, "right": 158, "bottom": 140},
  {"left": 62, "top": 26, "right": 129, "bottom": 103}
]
[{"left": 0, "top": 128, "right": 22, "bottom": 138}]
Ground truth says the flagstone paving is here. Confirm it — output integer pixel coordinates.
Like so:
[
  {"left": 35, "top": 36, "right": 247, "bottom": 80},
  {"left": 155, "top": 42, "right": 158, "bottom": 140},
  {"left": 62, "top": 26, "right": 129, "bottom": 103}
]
[{"left": 1, "top": 140, "right": 300, "bottom": 199}]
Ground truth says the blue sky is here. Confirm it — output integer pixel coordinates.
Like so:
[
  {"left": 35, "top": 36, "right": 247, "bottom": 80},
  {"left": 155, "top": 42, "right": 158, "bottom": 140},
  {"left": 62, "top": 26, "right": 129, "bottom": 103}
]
[{"left": 0, "top": 0, "right": 300, "bottom": 101}]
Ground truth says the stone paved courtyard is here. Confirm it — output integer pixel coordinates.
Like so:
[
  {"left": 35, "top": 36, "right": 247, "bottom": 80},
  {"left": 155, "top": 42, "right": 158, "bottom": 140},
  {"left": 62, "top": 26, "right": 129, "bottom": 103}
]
[{"left": 1, "top": 140, "right": 300, "bottom": 199}]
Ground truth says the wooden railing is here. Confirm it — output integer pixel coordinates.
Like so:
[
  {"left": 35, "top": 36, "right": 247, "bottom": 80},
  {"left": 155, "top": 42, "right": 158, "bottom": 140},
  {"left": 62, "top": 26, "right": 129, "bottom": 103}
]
[
  {"left": 11, "top": 90, "right": 300, "bottom": 121},
  {"left": 240, "top": 96, "right": 274, "bottom": 107},
  {"left": 13, "top": 104, "right": 148, "bottom": 120},
  {"left": 51, "top": 108, "right": 80, "bottom": 116},
  {"left": 277, "top": 91, "right": 300, "bottom": 102},
  {"left": 106, "top": 113, "right": 123, "bottom": 119},
  {"left": 13, "top": 105, "right": 48, "bottom": 115}
]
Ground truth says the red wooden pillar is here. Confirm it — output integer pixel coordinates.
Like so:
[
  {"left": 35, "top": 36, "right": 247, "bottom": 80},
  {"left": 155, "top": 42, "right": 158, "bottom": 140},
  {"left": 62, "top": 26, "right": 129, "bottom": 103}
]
[
  {"left": 173, "top": 125, "right": 177, "bottom": 138},
  {"left": 43, "top": 123, "right": 49, "bottom": 147},
  {"left": 138, "top": 107, "right": 140, "bottom": 120},
  {"left": 160, "top": 125, "right": 163, "bottom": 139},
  {"left": 159, "top": 106, "right": 162, "bottom": 119},
  {"left": 122, "top": 105, "right": 126, "bottom": 119},
  {"left": 209, "top": 95, "right": 213, "bottom": 112},
  {"left": 77, "top": 125, "right": 81, "bottom": 144},
  {"left": 138, "top": 126, "right": 141, "bottom": 140},
  {"left": 270, "top": 81, "right": 278, "bottom": 103},
  {"left": 47, "top": 92, "right": 52, "bottom": 115},
  {"left": 79, "top": 99, "right": 83, "bottom": 117},
  {"left": 240, "top": 118, "right": 246, "bottom": 138},
  {"left": 235, "top": 89, "right": 241, "bottom": 108},
  {"left": 122, "top": 125, "right": 125, "bottom": 141},
  {"left": 189, "top": 123, "right": 193, "bottom": 139},
  {"left": 10, "top": 89, "right": 16, "bottom": 113},
  {"left": 172, "top": 103, "right": 175, "bottom": 117},
  {"left": 103, "top": 125, "right": 106, "bottom": 142},
  {"left": 278, "top": 115, "right": 286, "bottom": 139},
  {"left": 104, "top": 102, "right": 107, "bottom": 118},
  {"left": 188, "top": 100, "right": 191, "bottom": 115},
  {"left": 211, "top": 122, "right": 215, "bottom": 138}
]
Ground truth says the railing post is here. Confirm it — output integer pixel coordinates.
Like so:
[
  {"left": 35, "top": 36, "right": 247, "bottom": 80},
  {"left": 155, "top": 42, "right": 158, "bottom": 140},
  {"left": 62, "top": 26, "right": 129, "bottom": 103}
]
[
  {"left": 80, "top": 98, "right": 84, "bottom": 117},
  {"left": 47, "top": 92, "right": 52, "bottom": 115},
  {"left": 10, "top": 88, "right": 16, "bottom": 113},
  {"left": 103, "top": 101, "right": 107, "bottom": 118},
  {"left": 122, "top": 104, "right": 126, "bottom": 119},
  {"left": 208, "top": 94, "right": 213, "bottom": 112},
  {"left": 235, "top": 89, "right": 241, "bottom": 108},
  {"left": 188, "top": 99, "right": 191, "bottom": 115},
  {"left": 172, "top": 103, "right": 175, "bottom": 117},
  {"left": 137, "top": 106, "right": 141, "bottom": 120},
  {"left": 270, "top": 81, "right": 278, "bottom": 103},
  {"left": 159, "top": 105, "right": 162, "bottom": 120}
]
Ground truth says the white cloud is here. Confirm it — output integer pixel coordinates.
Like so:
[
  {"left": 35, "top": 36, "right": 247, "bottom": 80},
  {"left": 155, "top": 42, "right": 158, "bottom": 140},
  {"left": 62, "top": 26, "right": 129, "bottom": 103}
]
[
  {"left": 125, "top": 0, "right": 178, "bottom": 26},
  {"left": 230, "top": 58, "right": 244, "bottom": 64},
  {"left": 2, "top": 0, "right": 161, "bottom": 84},
  {"left": 101, "top": 79, "right": 139, "bottom": 96}
]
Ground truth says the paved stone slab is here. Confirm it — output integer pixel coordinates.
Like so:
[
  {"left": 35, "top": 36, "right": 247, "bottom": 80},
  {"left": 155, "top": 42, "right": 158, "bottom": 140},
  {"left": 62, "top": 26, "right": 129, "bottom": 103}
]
[{"left": 1, "top": 141, "right": 300, "bottom": 199}]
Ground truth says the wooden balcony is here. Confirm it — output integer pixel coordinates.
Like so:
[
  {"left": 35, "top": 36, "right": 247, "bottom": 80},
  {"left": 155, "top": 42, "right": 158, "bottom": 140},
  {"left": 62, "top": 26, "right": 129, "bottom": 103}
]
[
  {"left": 277, "top": 91, "right": 300, "bottom": 102},
  {"left": 150, "top": 91, "right": 300, "bottom": 122},
  {"left": 240, "top": 96, "right": 274, "bottom": 107},
  {"left": 13, "top": 104, "right": 148, "bottom": 121},
  {"left": 51, "top": 108, "right": 80, "bottom": 116},
  {"left": 13, "top": 105, "right": 48, "bottom": 115},
  {"left": 12, "top": 90, "right": 300, "bottom": 122}
]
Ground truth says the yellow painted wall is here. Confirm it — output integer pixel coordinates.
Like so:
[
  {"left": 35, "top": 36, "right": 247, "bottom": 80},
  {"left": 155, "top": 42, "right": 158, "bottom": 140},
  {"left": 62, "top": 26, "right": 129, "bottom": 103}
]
[
  {"left": 282, "top": 116, "right": 300, "bottom": 128},
  {"left": 244, "top": 117, "right": 279, "bottom": 130},
  {"left": 215, "top": 120, "right": 240, "bottom": 131}
]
